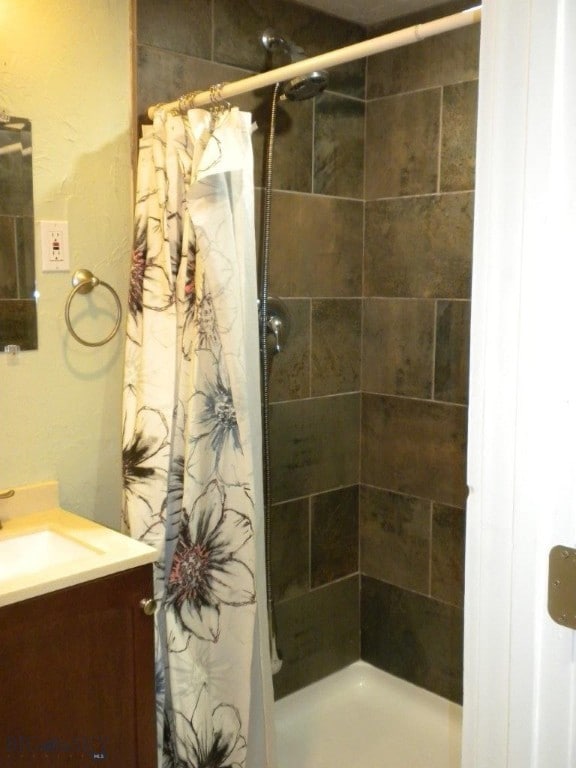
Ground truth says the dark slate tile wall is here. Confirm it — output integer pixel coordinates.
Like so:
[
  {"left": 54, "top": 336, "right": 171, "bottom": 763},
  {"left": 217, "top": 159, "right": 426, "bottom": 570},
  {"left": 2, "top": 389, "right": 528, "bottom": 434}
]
[
  {"left": 441, "top": 80, "right": 479, "bottom": 192},
  {"left": 274, "top": 575, "right": 359, "bottom": 698},
  {"left": 267, "top": 298, "right": 310, "bottom": 402},
  {"left": 435, "top": 300, "right": 472, "bottom": 404},
  {"left": 361, "top": 394, "right": 468, "bottom": 508},
  {"left": 136, "top": 0, "right": 365, "bottom": 701},
  {"left": 366, "top": 22, "right": 479, "bottom": 98},
  {"left": 311, "top": 299, "right": 361, "bottom": 396},
  {"left": 314, "top": 94, "right": 365, "bottom": 198},
  {"left": 362, "top": 298, "right": 435, "bottom": 398},
  {"left": 365, "top": 88, "right": 441, "bottom": 199},
  {"left": 213, "top": 0, "right": 365, "bottom": 97},
  {"left": 137, "top": 0, "right": 212, "bottom": 58},
  {"left": 311, "top": 486, "right": 359, "bottom": 587},
  {"left": 269, "top": 394, "right": 360, "bottom": 503},
  {"left": 137, "top": 0, "right": 477, "bottom": 705},
  {"left": 267, "top": 192, "right": 364, "bottom": 295},
  {"left": 360, "top": 23, "right": 479, "bottom": 703},
  {"left": 360, "top": 486, "right": 430, "bottom": 594},
  {"left": 270, "top": 497, "right": 309, "bottom": 603},
  {"left": 364, "top": 193, "right": 474, "bottom": 299},
  {"left": 431, "top": 502, "right": 466, "bottom": 608},
  {"left": 361, "top": 576, "right": 463, "bottom": 703}
]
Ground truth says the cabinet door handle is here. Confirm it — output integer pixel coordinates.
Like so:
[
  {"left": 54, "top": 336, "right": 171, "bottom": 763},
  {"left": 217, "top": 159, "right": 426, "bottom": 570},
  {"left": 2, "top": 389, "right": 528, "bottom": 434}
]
[{"left": 139, "top": 598, "right": 157, "bottom": 616}]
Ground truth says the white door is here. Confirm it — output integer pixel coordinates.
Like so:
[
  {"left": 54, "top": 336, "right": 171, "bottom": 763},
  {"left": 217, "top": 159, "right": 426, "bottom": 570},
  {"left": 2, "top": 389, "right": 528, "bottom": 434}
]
[{"left": 463, "top": 0, "right": 576, "bottom": 766}]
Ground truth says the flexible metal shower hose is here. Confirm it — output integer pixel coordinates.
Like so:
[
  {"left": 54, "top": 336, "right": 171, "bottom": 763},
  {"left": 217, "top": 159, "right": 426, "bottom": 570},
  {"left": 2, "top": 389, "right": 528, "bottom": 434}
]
[{"left": 260, "top": 82, "right": 283, "bottom": 675}]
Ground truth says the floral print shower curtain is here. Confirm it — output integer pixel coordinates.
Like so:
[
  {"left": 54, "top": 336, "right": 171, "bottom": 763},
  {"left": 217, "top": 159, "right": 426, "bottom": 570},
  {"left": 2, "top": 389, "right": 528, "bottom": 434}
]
[{"left": 122, "top": 107, "right": 270, "bottom": 767}]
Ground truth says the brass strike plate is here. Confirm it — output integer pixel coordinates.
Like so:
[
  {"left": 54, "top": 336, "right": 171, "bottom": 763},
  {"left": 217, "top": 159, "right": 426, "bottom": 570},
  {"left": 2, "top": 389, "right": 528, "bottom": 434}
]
[{"left": 548, "top": 545, "right": 576, "bottom": 628}]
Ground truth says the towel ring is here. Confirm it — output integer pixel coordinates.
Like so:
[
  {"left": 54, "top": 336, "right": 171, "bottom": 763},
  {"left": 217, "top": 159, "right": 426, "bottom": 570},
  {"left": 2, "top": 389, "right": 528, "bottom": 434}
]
[{"left": 65, "top": 269, "right": 122, "bottom": 347}]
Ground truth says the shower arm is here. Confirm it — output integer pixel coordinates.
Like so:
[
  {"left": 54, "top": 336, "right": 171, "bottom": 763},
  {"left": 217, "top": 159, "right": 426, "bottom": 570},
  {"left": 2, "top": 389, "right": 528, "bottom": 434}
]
[{"left": 148, "top": 7, "right": 481, "bottom": 119}]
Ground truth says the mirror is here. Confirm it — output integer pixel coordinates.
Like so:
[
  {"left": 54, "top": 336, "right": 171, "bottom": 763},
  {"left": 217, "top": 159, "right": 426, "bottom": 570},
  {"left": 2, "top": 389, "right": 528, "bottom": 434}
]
[{"left": 0, "top": 116, "right": 37, "bottom": 350}]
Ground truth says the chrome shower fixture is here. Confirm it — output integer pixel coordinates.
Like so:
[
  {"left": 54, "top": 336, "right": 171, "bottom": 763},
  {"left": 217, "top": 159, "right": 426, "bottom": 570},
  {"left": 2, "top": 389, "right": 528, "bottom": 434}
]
[{"left": 260, "top": 28, "right": 329, "bottom": 101}]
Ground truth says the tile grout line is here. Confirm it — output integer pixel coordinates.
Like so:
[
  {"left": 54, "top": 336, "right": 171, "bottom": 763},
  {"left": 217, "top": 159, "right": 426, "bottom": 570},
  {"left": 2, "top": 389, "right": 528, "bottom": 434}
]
[
  {"left": 311, "top": 98, "right": 316, "bottom": 195},
  {"left": 437, "top": 86, "right": 444, "bottom": 194},
  {"left": 308, "top": 299, "right": 313, "bottom": 398},
  {"left": 365, "top": 77, "right": 476, "bottom": 103},
  {"left": 428, "top": 500, "right": 434, "bottom": 597},
  {"left": 307, "top": 496, "right": 312, "bottom": 592},
  {"left": 360, "top": 77, "right": 367, "bottom": 542},
  {"left": 431, "top": 299, "right": 438, "bottom": 401},
  {"left": 210, "top": 0, "right": 215, "bottom": 62}
]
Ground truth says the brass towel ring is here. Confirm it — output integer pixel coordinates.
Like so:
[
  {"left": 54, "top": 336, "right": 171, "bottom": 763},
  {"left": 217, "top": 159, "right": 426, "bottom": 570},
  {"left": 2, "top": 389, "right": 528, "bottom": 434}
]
[{"left": 65, "top": 269, "right": 122, "bottom": 347}]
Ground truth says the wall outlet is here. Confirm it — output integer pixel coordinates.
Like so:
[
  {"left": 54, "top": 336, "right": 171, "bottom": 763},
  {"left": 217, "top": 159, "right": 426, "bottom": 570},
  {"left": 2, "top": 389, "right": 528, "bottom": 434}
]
[{"left": 40, "top": 220, "right": 70, "bottom": 272}]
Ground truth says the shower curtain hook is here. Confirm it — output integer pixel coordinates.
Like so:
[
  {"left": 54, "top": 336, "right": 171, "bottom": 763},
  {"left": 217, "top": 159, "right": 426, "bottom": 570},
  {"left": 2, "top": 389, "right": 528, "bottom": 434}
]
[
  {"left": 208, "top": 83, "right": 231, "bottom": 123},
  {"left": 169, "top": 90, "right": 202, "bottom": 115},
  {"left": 210, "top": 83, "right": 230, "bottom": 107}
]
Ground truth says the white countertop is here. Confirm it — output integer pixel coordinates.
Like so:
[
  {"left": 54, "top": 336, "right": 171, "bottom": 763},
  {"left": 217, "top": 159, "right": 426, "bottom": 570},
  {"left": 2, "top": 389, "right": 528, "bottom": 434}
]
[{"left": 0, "top": 504, "right": 157, "bottom": 608}]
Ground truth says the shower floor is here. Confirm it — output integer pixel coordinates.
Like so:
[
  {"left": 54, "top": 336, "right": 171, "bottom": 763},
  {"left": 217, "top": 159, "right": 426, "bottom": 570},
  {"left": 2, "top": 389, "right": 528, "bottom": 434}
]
[{"left": 274, "top": 661, "right": 462, "bottom": 768}]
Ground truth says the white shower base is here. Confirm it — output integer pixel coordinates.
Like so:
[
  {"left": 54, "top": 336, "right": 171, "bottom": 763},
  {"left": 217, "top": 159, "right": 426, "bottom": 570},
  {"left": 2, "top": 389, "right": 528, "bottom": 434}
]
[{"left": 274, "top": 661, "right": 462, "bottom": 768}]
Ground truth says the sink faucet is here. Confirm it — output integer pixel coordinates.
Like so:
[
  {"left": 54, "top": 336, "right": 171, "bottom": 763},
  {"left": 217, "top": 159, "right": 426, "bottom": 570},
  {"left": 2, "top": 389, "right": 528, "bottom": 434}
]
[{"left": 0, "top": 489, "right": 15, "bottom": 529}]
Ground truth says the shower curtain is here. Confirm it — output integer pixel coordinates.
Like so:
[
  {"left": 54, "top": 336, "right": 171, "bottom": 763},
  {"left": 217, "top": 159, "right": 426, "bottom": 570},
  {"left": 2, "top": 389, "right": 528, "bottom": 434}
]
[{"left": 122, "top": 107, "right": 275, "bottom": 768}]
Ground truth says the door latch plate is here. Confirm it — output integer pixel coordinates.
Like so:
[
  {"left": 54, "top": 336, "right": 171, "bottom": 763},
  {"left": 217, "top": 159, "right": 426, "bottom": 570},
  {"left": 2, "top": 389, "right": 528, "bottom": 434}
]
[{"left": 548, "top": 545, "right": 576, "bottom": 628}]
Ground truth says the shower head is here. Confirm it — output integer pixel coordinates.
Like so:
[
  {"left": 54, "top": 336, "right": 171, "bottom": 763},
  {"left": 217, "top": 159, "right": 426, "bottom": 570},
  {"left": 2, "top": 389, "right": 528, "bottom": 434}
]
[
  {"left": 281, "top": 69, "right": 329, "bottom": 101},
  {"left": 260, "top": 29, "right": 328, "bottom": 101}
]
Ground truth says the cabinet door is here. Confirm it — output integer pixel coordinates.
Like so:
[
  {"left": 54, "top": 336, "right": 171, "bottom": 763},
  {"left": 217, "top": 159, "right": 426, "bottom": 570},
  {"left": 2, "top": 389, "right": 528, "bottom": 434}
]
[{"left": 0, "top": 565, "right": 156, "bottom": 767}]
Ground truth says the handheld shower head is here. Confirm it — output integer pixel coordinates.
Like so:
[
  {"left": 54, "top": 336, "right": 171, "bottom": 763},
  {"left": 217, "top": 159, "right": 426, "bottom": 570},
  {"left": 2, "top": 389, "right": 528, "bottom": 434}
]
[
  {"left": 260, "top": 29, "right": 328, "bottom": 101},
  {"left": 281, "top": 69, "right": 329, "bottom": 101}
]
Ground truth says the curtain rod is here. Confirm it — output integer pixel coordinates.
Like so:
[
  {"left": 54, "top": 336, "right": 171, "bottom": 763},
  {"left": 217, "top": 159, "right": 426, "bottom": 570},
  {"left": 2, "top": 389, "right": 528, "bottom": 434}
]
[{"left": 148, "top": 7, "right": 481, "bottom": 119}]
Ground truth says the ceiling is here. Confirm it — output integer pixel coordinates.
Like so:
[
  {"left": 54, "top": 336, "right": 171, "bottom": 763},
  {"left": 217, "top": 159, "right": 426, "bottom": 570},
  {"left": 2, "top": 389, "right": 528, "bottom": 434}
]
[{"left": 294, "top": 0, "right": 460, "bottom": 25}]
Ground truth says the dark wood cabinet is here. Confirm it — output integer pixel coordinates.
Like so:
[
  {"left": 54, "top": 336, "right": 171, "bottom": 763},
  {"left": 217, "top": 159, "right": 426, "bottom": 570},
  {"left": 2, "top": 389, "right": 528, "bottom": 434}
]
[{"left": 0, "top": 565, "right": 156, "bottom": 767}]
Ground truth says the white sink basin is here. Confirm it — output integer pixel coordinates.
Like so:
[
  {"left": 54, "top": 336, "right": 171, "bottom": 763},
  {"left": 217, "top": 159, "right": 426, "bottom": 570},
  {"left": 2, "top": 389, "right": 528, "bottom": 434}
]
[
  {"left": 0, "top": 504, "right": 157, "bottom": 608},
  {"left": 0, "top": 529, "right": 96, "bottom": 581}
]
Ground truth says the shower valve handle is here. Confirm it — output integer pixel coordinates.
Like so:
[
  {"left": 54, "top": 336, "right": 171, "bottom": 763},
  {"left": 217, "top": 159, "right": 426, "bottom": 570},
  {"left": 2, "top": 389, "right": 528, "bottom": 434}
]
[{"left": 267, "top": 315, "right": 283, "bottom": 353}]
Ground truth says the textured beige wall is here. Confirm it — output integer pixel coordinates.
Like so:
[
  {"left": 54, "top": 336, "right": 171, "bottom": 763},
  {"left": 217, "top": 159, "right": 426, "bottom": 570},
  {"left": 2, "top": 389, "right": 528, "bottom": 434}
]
[{"left": 0, "top": 0, "right": 133, "bottom": 527}]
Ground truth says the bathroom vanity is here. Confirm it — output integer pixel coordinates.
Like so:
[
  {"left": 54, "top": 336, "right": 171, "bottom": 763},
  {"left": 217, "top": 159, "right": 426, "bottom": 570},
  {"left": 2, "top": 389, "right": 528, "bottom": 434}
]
[{"left": 0, "top": 490, "right": 157, "bottom": 766}]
